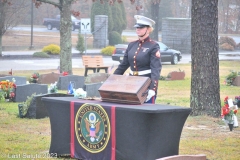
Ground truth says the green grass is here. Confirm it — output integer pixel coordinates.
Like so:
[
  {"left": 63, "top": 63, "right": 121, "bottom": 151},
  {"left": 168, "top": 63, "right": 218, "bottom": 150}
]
[{"left": 0, "top": 61, "right": 240, "bottom": 159}]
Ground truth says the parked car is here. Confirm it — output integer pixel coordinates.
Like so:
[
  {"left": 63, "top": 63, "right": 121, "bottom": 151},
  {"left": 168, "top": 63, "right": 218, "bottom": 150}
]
[
  {"left": 112, "top": 42, "right": 182, "bottom": 65},
  {"left": 43, "top": 15, "right": 81, "bottom": 31}
]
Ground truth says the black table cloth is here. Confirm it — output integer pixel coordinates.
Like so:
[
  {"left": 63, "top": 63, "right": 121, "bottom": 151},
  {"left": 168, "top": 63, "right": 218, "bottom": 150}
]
[{"left": 42, "top": 97, "right": 191, "bottom": 160}]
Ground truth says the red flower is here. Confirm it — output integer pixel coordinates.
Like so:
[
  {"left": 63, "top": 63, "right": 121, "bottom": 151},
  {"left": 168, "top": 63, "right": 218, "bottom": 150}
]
[
  {"left": 32, "top": 74, "right": 38, "bottom": 79},
  {"left": 222, "top": 106, "right": 230, "bottom": 116},
  {"left": 10, "top": 92, "right": 15, "bottom": 98},
  {"left": 62, "top": 72, "right": 68, "bottom": 76},
  {"left": 224, "top": 96, "right": 228, "bottom": 101},
  {"left": 234, "top": 110, "right": 238, "bottom": 114}
]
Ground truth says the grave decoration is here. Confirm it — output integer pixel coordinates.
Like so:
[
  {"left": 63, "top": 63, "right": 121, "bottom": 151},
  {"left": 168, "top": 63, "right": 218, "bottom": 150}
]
[
  {"left": 235, "top": 96, "right": 240, "bottom": 108},
  {"left": 73, "top": 88, "right": 86, "bottom": 99},
  {"left": 30, "top": 72, "right": 40, "bottom": 83},
  {"left": 0, "top": 78, "right": 16, "bottom": 102},
  {"left": 18, "top": 93, "right": 36, "bottom": 118},
  {"left": 48, "top": 82, "right": 58, "bottom": 94},
  {"left": 221, "top": 96, "right": 238, "bottom": 131},
  {"left": 62, "top": 71, "right": 68, "bottom": 76}
]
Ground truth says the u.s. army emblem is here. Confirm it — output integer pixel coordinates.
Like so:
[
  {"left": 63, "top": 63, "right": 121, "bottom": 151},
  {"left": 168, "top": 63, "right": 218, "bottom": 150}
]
[{"left": 75, "top": 103, "right": 111, "bottom": 153}]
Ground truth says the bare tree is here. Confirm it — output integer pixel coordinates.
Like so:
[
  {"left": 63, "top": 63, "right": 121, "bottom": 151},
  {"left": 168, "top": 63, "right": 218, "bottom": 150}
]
[
  {"left": 191, "top": 0, "right": 221, "bottom": 117},
  {"left": 138, "top": 0, "right": 161, "bottom": 40},
  {"left": 0, "top": 0, "right": 28, "bottom": 56},
  {"left": 34, "top": 0, "right": 136, "bottom": 74},
  {"left": 34, "top": 0, "right": 75, "bottom": 74},
  {"left": 150, "top": 0, "right": 161, "bottom": 41}
]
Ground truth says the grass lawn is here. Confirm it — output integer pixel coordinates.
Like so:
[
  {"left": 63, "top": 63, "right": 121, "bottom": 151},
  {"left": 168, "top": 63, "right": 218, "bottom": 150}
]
[{"left": 0, "top": 61, "right": 240, "bottom": 160}]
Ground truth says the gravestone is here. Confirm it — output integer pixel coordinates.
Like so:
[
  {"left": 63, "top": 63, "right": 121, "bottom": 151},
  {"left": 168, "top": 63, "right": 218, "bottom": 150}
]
[
  {"left": 167, "top": 71, "right": 185, "bottom": 80},
  {"left": 0, "top": 74, "right": 9, "bottom": 77},
  {"left": 233, "top": 76, "right": 240, "bottom": 86},
  {"left": 26, "top": 93, "right": 74, "bottom": 119},
  {"left": 14, "top": 84, "right": 48, "bottom": 102},
  {"left": 84, "top": 82, "right": 103, "bottom": 97},
  {"left": 57, "top": 75, "right": 85, "bottom": 90},
  {"left": 85, "top": 73, "right": 110, "bottom": 84},
  {"left": 38, "top": 72, "right": 61, "bottom": 84},
  {"left": 0, "top": 76, "right": 27, "bottom": 85}
]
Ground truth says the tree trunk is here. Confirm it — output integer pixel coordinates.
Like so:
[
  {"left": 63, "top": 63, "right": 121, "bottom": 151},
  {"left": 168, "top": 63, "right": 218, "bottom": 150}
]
[
  {"left": 59, "top": 0, "right": 73, "bottom": 74},
  {"left": 190, "top": 0, "right": 221, "bottom": 117},
  {"left": 150, "top": 2, "right": 160, "bottom": 41},
  {"left": 0, "top": 34, "right": 2, "bottom": 57},
  {"left": 0, "top": 1, "right": 6, "bottom": 57}
]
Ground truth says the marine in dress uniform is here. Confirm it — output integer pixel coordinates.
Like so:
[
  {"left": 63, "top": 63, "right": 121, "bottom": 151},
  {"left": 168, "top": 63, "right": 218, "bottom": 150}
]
[{"left": 114, "top": 15, "right": 162, "bottom": 104}]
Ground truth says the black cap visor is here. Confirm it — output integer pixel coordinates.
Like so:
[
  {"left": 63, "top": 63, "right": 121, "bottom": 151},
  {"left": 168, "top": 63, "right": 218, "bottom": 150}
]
[{"left": 134, "top": 23, "right": 149, "bottom": 28}]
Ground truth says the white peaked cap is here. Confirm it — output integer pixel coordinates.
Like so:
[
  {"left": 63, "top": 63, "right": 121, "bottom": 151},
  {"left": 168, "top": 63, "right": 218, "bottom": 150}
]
[{"left": 134, "top": 15, "right": 155, "bottom": 28}]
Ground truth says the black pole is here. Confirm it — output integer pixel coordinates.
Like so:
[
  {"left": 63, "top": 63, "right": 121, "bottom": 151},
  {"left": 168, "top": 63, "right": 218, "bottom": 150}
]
[{"left": 29, "top": 0, "right": 34, "bottom": 49}]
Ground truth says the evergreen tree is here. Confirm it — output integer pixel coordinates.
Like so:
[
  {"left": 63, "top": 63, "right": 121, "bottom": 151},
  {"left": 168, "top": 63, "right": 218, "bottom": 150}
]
[
  {"left": 90, "top": 1, "right": 113, "bottom": 33},
  {"left": 119, "top": 3, "right": 127, "bottom": 34},
  {"left": 90, "top": 1, "right": 126, "bottom": 35},
  {"left": 90, "top": 1, "right": 104, "bottom": 33},
  {"left": 111, "top": 2, "right": 123, "bottom": 34},
  {"left": 76, "top": 33, "right": 85, "bottom": 54}
]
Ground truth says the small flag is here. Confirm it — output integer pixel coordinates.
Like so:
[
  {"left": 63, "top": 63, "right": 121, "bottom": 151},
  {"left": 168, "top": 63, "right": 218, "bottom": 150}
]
[
  {"left": 9, "top": 69, "right": 13, "bottom": 75},
  {"left": 68, "top": 83, "right": 74, "bottom": 94}
]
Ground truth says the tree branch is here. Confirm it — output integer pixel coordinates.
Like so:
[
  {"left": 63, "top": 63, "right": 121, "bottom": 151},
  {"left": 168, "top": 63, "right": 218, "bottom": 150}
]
[{"left": 36, "top": 0, "right": 61, "bottom": 8}]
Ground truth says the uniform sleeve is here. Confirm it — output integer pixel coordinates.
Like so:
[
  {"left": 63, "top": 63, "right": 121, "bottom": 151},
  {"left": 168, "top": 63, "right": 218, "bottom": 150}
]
[
  {"left": 113, "top": 44, "right": 131, "bottom": 75},
  {"left": 149, "top": 43, "right": 162, "bottom": 92}
]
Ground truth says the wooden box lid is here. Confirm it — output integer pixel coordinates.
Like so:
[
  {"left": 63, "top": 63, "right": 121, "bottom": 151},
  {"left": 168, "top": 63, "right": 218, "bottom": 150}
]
[{"left": 98, "top": 75, "right": 151, "bottom": 104}]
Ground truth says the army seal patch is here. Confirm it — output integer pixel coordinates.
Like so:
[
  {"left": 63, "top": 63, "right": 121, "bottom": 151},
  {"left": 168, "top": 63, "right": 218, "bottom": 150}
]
[{"left": 75, "top": 103, "right": 111, "bottom": 153}]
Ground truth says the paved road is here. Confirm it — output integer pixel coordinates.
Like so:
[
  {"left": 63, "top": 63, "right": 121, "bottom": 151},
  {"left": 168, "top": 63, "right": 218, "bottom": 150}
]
[
  {"left": 1, "top": 49, "right": 240, "bottom": 71},
  {"left": 11, "top": 26, "right": 240, "bottom": 44}
]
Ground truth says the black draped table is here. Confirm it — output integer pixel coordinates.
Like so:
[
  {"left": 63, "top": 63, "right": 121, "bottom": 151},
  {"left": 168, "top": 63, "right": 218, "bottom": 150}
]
[{"left": 42, "top": 97, "right": 191, "bottom": 160}]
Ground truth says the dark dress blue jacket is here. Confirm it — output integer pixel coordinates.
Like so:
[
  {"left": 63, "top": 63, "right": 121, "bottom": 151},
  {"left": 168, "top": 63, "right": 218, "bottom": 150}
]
[{"left": 114, "top": 36, "right": 162, "bottom": 93}]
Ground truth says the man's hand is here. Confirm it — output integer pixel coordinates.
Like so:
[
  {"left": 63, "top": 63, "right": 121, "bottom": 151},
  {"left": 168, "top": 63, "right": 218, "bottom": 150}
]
[{"left": 145, "top": 89, "right": 155, "bottom": 102}]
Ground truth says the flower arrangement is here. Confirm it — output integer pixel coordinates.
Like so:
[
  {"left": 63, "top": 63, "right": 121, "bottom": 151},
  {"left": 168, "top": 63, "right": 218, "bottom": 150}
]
[
  {"left": 30, "top": 72, "right": 40, "bottom": 83},
  {"left": 48, "top": 82, "right": 58, "bottom": 93},
  {"left": 73, "top": 88, "right": 87, "bottom": 99},
  {"left": 221, "top": 96, "right": 238, "bottom": 126},
  {"left": 0, "top": 78, "right": 16, "bottom": 101},
  {"left": 235, "top": 96, "right": 240, "bottom": 107}
]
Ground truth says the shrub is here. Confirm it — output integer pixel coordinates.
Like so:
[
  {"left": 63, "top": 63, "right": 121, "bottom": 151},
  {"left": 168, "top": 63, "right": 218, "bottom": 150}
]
[
  {"left": 225, "top": 70, "right": 239, "bottom": 86},
  {"left": 101, "top": 46, "right": 115, "bottom": 56},
  {"left": 159, "top": 76, "right": 166, "bottom": 80},
  {"left": 76, "top": 33, "right": 85, "bottom": 54},
  {"left": 219, "top": 43, "right": 234, "bottom": 51},
  {"left": 219, "top": 36, "right": 237, "bottom": 49},
  {"left": 18, "top": 93, "right": 36, "bottom": 118},
  {"left": 33, "top": 52, "right": 50, "bottom": 58},
  {"left": 109, "top": 31, "right": 122, "bottom": 45},
  {"left": 42, "top": 44, "right": 60, "bottom": 55}
]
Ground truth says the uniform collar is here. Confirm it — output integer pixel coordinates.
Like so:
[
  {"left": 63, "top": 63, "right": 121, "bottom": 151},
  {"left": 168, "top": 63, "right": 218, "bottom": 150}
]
[{"left": 138, "top": 36, "right": 150, "bottom": 43}]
